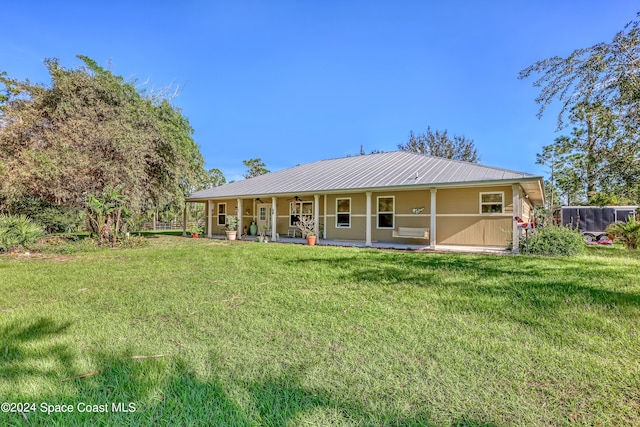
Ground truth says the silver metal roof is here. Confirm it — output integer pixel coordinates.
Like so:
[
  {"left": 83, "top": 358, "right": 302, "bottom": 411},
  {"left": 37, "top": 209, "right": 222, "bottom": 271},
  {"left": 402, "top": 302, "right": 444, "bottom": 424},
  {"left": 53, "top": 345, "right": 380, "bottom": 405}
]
[{"left": 188, "top": 151, "right": 544, "bottom": 204}]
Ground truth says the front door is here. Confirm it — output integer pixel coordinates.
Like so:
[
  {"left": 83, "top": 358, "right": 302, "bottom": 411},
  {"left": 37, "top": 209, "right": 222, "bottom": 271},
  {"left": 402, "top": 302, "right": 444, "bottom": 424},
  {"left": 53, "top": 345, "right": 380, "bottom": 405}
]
[{"left": 256, "top": 204, "right": 271, "bottom": 234}]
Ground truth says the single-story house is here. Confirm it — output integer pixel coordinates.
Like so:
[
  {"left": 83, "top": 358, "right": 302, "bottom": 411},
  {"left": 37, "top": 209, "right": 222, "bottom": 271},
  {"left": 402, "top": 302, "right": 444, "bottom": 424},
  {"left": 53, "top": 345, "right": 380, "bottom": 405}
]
[{"left": 186, "top": 151, "right": 544, "bottom": 252}]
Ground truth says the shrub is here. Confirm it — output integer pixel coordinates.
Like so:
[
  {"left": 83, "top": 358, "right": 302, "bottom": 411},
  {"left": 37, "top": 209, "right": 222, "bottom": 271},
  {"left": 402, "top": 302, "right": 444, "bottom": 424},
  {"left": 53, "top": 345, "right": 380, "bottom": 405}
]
[
  {"left": 520, "top": 225, "right": 584, "bottom": 256},
  {"left": 112, "top": 235, "right": 148, "bottom": 249},
  {"left": 606, "top": 216, "right": 640, "bottom": 250},
  {"left": 0, "top": 214, "right": 45, "bottom": 252},
  {"left": 9, "top": 198, "right": 84, "bottom": 233}
]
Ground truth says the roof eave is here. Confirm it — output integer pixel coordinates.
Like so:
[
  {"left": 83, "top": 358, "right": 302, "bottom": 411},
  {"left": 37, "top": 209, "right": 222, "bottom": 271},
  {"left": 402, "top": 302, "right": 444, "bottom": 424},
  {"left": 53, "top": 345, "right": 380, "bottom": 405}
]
[{"left": 186, "top": 176, "right": 545, "bottom": 202}]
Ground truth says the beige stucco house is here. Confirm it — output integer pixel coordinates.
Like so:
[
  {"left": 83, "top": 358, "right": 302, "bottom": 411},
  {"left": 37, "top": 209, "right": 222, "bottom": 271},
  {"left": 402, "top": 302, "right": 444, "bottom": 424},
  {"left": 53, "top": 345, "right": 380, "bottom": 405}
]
[{"left": 186, "top": 151, "right": 544, "bottom": 252}]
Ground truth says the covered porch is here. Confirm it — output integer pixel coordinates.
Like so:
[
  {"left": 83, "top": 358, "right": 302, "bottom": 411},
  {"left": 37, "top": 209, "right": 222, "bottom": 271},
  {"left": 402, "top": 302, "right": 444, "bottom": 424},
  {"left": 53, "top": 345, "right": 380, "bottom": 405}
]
[{"left": 203, "top": 232, "right": 510, "bottom": 255}]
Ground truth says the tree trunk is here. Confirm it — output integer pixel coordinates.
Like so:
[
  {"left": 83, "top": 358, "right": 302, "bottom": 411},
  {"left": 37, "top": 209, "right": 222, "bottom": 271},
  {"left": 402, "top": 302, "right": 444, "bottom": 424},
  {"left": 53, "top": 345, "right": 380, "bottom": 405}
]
[{"left": 113, "top": 207, "right": 122, "bottom": 245}]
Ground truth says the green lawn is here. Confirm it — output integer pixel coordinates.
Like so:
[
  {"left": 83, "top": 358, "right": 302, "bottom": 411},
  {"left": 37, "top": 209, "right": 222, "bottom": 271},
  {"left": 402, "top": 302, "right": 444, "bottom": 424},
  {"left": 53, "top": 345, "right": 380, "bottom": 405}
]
[{"left": 1, "top": 237, "right": 639, "bottom": 426}]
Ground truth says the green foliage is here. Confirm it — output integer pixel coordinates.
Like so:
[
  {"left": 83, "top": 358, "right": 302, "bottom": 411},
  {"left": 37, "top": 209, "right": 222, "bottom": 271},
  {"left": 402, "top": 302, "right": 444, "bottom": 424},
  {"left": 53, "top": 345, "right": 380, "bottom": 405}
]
[
  {"left": 520, "top": 225, "right": 585, "bottom": 256},
  {"left": 519, "top": 13, "right": 640, "bottom": 130},
  {"left": 606, "top": 216, "right": 640, "bottom": 249},
  {"left": 32, "top": 234, "right": 148, "bottom": 254},
  {"left": 0, "top": 55, "right": 205, "bottom": 217},
  {"left": 196, "top": 167, "right": 226, "bottom": 190},
  {"left": 8, "top": 198, "right": 83, "bottom": 233},
  {"left": 242, "top": 158, "right": 270, "bottom": 179},
  {"left": 522, "top": 14, "right": 640, "bottom": 205},
  {"left": 0, "top": 214, "right": 44, "bottom": 252},
  {"left": 85, "top": 185, "right": 128, "bottom": 244},
  {"left": 398, "top": 127, "right": 480, "bottom": 163},
  {"left": 536, "top": 102, "right": 639, "bottom": 204},
  {"left": 225, "top": 215, "right": 238, "bottom": 231}
]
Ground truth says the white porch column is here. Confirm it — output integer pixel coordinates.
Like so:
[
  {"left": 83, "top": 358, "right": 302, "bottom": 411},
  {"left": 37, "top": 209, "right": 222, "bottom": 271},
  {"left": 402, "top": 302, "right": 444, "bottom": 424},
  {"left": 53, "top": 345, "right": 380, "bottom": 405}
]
[
  {"left": 207, "top": 200, "right": 213, "bottom": 238},
  {"left": 323, "top": 194, "right": 327, "bottom": 239},
  {"left": 365, "top": 191, "right": 372, "bottom": 247},
  {"left": 512, "top": 184, "right": 521, "bottom": 254},
  {"left": 237, "top": 198, "right": 243, "bottom": 239},
  {"left": 182, "top": 204, "right": 187, "bottom": 236},
  {"left": 314, "top": 194, "right": 320, "bottom": 238},
  {"left": 271, "top": 196, "right": 277, "bottom": 241},
  {"left": 430, "top": 188, "right": 437, "bottom": 249}
]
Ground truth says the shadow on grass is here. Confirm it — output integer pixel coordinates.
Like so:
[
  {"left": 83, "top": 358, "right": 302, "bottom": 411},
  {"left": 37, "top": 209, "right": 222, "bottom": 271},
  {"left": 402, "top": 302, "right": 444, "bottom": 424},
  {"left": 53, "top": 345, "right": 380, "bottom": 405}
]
[
  {"left": 0, "top": 317, "right": 75, "bottom": 383},
  {"left": 0, "top": 317, "right": 495, "bottom": 426},
  {"left": 283, "top": 250, "right": 640, "bottom": 339}
]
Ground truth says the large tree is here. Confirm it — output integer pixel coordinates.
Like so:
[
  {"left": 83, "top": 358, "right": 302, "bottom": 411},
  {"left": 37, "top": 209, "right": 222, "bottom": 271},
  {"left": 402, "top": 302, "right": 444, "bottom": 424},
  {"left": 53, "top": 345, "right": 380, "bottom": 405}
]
[
  {"left": 0, "top": 56, "right": 204, "bottom": 217},
  {"left": 398, "top": 127, "right": 480, "bottom": 163},
  {"left": 519, "top": 14, "right": 640, "bottom": 131},
  {"left": 520, "top": 14, "right": 640, "bottom": 204}
]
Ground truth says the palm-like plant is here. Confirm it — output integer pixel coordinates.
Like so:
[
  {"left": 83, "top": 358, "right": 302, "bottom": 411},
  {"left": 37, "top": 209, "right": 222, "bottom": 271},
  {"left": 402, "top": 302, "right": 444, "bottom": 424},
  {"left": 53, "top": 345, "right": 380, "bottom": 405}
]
[
  {"left": 0, "top": 215, "right": 44, "bottom": 252},
  {"left": 606, "top": 216, "right": 640, "bottom": 250}
]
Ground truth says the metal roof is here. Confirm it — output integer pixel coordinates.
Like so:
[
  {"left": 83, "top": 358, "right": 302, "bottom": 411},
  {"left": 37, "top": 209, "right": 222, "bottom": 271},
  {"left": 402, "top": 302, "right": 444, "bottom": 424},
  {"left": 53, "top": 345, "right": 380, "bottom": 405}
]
[{"left": 188, "top": 151, "right": 544, "bottom": 204}]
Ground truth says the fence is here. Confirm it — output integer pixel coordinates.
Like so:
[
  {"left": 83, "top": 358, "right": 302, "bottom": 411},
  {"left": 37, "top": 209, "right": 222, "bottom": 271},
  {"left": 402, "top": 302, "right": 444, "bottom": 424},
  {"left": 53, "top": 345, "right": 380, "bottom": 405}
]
[{"left": 140, "top": 220, "right": 204, "bottom": 231}]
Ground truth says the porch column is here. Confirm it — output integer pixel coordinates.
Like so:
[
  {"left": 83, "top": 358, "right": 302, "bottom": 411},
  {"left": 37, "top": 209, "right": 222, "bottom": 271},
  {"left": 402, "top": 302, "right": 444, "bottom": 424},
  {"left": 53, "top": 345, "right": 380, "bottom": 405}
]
[
  {"left": 207, "top": 200, "right": 213, "bottom": 238},
  {"left": 323, "top": 194, "right": 327, "bottom": 239},
  {"left": 182, "top": 204, "right": 187, "bottom": 236},
  {"left": 271, "top": 196, "right": 277, "bottom": 241},
  {"left": 237, "top": 198, "right": 243, "bottom": 239},
  {"left": 314, "top": 194, "right": 320, "bottom": 238},
  {"left": 512, "top": 184, "right": 520, "bottom": 254},
  {"left": 430, "top": 188, "right": 437, "bottom": 249},
  {"left": 365, "top": 191, "right": 372, "bottom": 247}
]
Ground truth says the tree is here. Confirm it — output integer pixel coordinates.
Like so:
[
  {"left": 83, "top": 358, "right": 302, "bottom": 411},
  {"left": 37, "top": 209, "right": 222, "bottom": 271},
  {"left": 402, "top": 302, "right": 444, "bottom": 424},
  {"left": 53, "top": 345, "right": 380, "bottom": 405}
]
[
  {"left": 85, "top": 185, "right": 128, "bottom": 244},
  {"left": 0, "top": 55, "right": 205, "bottom": 223},
  {"left": 242, "top": 158, "right": 270, "bottom": 179},
  {"left": 197, "top": 168, "right": 226, "bottom": 190},
  {"left": 521, "top": 13, "right": 640, "bottom": 204},
  {"left": 537, "top": 101, "right": 618, "bottom": 204},
  {"left": 518, "top": 14, "right": 640, "bottom": 132},
  {"left": 398, "top": 127, "right": 480, "bottom": 163}
]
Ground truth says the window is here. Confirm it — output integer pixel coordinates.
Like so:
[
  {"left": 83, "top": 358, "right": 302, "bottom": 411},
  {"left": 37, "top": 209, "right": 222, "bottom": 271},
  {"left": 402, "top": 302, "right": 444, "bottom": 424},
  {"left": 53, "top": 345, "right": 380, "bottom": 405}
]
[
  {"left": 259, "top": 206, "right": 267, "bottom": 221},
  {"left": 336, "top": 198, "right": 351, "bottom": 228},
  {"left": 377, "top": 196, "right": 394, "bottom": 229},
  {"left": 290, "top": 201, "right": 313, "bottom": 226},
  {"left": 480, "top": 192, "right": 504, "bottom": 214},
  {"left": 217, "top": 203, "right": 227, "bottom": 226}
]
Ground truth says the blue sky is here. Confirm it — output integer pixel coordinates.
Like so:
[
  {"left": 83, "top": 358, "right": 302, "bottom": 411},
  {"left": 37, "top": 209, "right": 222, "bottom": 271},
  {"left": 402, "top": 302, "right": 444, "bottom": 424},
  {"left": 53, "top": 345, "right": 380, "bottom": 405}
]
[{"left": 2, "top": 1, "right": 637, "bottom": 181}]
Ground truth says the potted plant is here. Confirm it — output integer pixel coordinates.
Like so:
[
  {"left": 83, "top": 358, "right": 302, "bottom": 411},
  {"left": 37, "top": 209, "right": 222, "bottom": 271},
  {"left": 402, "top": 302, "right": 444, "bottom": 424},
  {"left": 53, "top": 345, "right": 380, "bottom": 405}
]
[
  {"left": 306, "top": 231, "right": 316, "bottom": 246},
  {"left": 296, "top": 216, "right": 317, "bottom": 246},
  {"left": 225, "top": 215, "right": 238, "bottom": 241},
  {"left": 189, "top": 225, "right": 202, "bottom": 238},
  {"left": 257, "top": 225, "right": 268, "bottom": 242}
]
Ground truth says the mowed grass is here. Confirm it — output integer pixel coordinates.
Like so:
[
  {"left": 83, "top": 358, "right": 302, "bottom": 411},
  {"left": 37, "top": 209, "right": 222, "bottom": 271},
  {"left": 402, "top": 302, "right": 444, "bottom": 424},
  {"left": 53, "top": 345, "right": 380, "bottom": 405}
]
[{"left": 1, "top": 237, "right": 639, "bottom": 426}]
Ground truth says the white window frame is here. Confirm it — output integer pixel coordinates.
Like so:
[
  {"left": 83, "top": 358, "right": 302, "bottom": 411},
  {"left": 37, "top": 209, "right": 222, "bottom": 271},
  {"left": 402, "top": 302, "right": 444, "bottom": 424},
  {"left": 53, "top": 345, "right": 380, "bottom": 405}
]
[
  {"left": 290, "top": 201, "right": 313, "bottom": 227},
  {"left": 479, "top": 192, "right": 504, "bottom": 214},
  {"left": 377, "top": 196, "right": 395, "bottom": 229},
  {"left": 336, "top": 198, "right": 351, "bottom": 228},
  {"left": 217, "top": 203, "right": 227, "bottom": 226}
]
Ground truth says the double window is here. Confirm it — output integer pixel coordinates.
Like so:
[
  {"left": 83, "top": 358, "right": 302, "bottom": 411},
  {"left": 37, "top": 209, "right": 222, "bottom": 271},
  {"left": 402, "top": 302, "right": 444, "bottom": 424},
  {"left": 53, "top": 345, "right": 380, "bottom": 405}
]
[
  {"left": 217, "top": 203, "right": 227, "bottom": 226},
  {"left": 290, "top": 201, "right": 312, "bottom": 226},
  {"left": 377, "top": 196, "right": 394, "bottom": 229},
  {"left": 480, "top": 192, "right": 504, "bottom": 214},
  {"left": 336, "top": 198, "right": 351, "bottom": 228}
]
